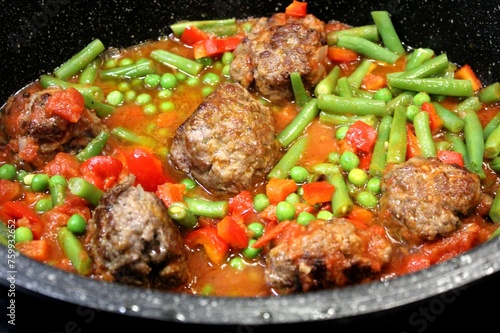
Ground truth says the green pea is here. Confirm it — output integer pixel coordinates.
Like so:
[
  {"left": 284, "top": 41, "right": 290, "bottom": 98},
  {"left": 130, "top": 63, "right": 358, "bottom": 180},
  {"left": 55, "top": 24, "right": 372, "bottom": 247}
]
[
  {"left": 136, "top": 93, "right": 152, "bottom": 105},
  {"left": 160, "top": 73, "right": 178, "bottom": 89},
  {"left": 124, "top": 90, "right": 137, "bottom": 103},
  {"left": 144, "top": 73, "right": 161, "bottom": 89},
  {"left": 31, "top": 174, "right": 49, "bottom": 192},
  {"left": 413, "top": 92, "right": 431, "bottom": 106},
  {"left": 143, "top": 104, "right": 157, "bottom": 115},
  {"left": 118, "top": 57, "right": 134, "bottom": 66},
  {"left": 117, "top": 81, "right": 131, "bottom": 92},
  {"left": 175, "top": 72, "right": 187, "bottom": 82},
  {"left": 253, "top": 193, "right": 270, "bottom": 212},
  {"left": 67, "top": 214, "right": 87, "bottom": 234},
  {"left": 104, "top": 59, "right": 117, "bottom": 69},
  {"left": 276, "top": 201, "right": 296, "bottom": 222},
  {"left": 289, "top": 166, "right": 309, "bottom": 183},
  {"left": 317, "top": 210, "right": 334, "bottom": 220},
  {"left": 106, "top": 90, "right": 124, "bottom": 106},
  {"left": 221, "top": 52, "right": 234, "bottom": 65},
  {"left": 222, "top": 64, "right": 231, "bottom": 77},
  {"left": 131, "top": 78, "right": 143, "bottom": 87},
  {"left": 373, "top": 87, "right": 393, "bottom": 102},
  {"left": 16, "top": 170, "right": 28, "bottom": 183},
  {"left": 335, "top": 126, "right": 349, "bottom": 140},
  {"left": 159, "top": 101, "right": 175, "bottom": 112},
  {"left": 0, "top": 164, "right": 17, "bottom": 180},
  {"left": 229, "top": 257, "right": 245, "bottom": 270},
  {"left": 15, "top": 226, "right": 33, "bottom": 243},
  {"left": 348, "top": 168, "right": 368, "bottom": 187},
  {"left": 339, "top": 151, "right": 360, "bottom": 172},
  {"left": 285, "top": 192, "right": 300, "bottom": 205},
  {"left": 406, "top": 104, "right": 420, "bottom": 122},
  {"left": 327, "top": 152, "right": 340, "bottom": 164},
  {"left": 202, "top": 72, "right": 220, "bottom": 86},
  {"left": 35, "top": 198, "right": 54, "bottom": 212},
  {"left": 186, "top": 77, "right": 200, "bottom": 86},
  {"left": 49, "top": 175, "right": 67, "bottom": 187},
  {"left": 157, "top": 89, "right": 173, "bottom": 99},
  {"left": 297, "top": 211, "right": 315, "bottom": 226},
  {"left": 180, "top": 178, "right": 197, "bottom": 190},
  {"left": 356, "top": 190, "right": 378, "bottom": 208},
  {"left": 197, "top": 57, "right": 213, "bottom": 67},
  {"left": 201, "top": 86, "right": 214, "bottom": 97},
  {"left": 366, "top": 177, "right": 382, "bottom": 194},
  {"left": 242, "top": 239, "right": 261, "bottom": 259},
  {"left": 247, "top": 222, "right": 264, "bottom": 239}
]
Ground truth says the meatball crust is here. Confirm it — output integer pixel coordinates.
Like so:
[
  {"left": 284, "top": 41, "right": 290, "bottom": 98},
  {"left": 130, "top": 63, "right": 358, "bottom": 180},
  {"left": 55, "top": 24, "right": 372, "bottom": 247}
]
[
  {"left": 88, "top": 176, "right": 189, "bottom": 289},
  {"left": 230, "top": 13, "right": 327, "bottom": 103},
  {"left": 169, "top": 82, "right": 281, "bottom": 195},
  {"left": 380, "top": 156, "right": 482, "bottom": 243}
]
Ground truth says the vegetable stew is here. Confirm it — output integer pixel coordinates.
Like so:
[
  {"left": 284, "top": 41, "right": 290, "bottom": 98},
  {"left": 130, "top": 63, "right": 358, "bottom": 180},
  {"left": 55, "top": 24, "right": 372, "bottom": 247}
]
[{"left": 1, "top": 1, "right": 499, "bottom": 297}]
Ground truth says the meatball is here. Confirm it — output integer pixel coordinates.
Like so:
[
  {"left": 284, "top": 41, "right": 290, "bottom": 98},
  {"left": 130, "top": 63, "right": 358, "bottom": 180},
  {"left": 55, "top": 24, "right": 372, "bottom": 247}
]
[
  {"left": 265, "top": 218, "right": 392, "bottom": 294},
  {"left": 0, "top": 83, "right": 103, "bottom": 169},
  {"left": 169, "top": 82, "right": 281, "bottom": 195},
  {"left": 230, "top": 13, "right": 327, "bottom": 103},
  {"left": 88, "top": 176, "right": 189, "bottom": 289},
  {"left": 380, "top": 156, "right": 481, "bottom": 243}
]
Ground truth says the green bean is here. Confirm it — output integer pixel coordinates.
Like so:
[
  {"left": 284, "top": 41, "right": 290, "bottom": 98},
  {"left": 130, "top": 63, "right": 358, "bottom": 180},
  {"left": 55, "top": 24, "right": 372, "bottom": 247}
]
[
  {"left": 276, "top": 98, "right": 318, "bottom": 147},
  {"left": 68, "top": 177, "right": 104, "bottom": 206},
  {"left": 431, "top": 102, "right": 464, "bottom": 133},
  {"left": 446, "top": 133, "right": 470, "bottom": 170},
  {"left": 168, "top": 202, "right": 198, "bottom": 228},
  {"left": 289, "top": 72, "right": 310, "bottom": 107},
  {"left": 385, "top": 91, "right": 415, "bottom": 115},
  {"left": 54, "top": 39, "right": 105, "bottom": 80},
  {"left": 478, "top": 82, "right": 500, "bottom": 104},
  {"left": 100, "top": 60, "right": 156, "bottom": 80},
  {"left": 319, "top": 112, "right": 378, "bottom": 127},
  {"left": 183, "top": 197, "right": 228, "bottom": 219},
  {"left": 318, "top": 95, "right": 387, "bottom": 117},
  {"left": 463, "top": 110, "right": 486, "bottom": 178},
  {"left": 170, "top": 18, "right": 237, "bottom": 37},
  {"left": 489, "top": 190, "right": 500, "bottom": 223},
  {"left": 49, "top": 175, "right": 67, "bottom": 207},
  {"left": 405, "top": 48, "right": 435, "bottom": 71},
  {"left": 327, "top": 167, "right": 354, "bottom": 217},
  {"left": 484, "top": 123, "right": 500, "bottom": 159},
  {"left": 40, "top": 75, "right": 104, "bottom": 101},
  {"left": 337, "top": 35, "right": 400, "bottom": 64},
  {"left": 150, "top": 49, "right": 204, "bottom": 77},
  {"left": 398, "top": 53, "right": 449, "bottom": 79},
  {"left": 76, "top": 131, "right": 110, "bottom": 162},
  {"left": 387, "top": 77, "right": 474, "bottom": 97},
  {"left": 386, "top": 106, "right": 407, "bottom": 164},
  {"left": 454, "top": 96, "right": 482, "bottom": 119},
  {"left": 489, "top": 156, "right": 500, "bottom": 172},
  {"left": 413, "top": 111, "right": 437, "bottom": 158},
  {"left": 369, "top": 114, "right": 393, "bottom": 177},
  {"left": 82, "top": 93, "right": 116, "bottom": 118},
  {"left": 371, "top": 11, "right": 405, "bottom": 55},
  {"left": 335, "top": 76, "right": 354, "bottom": 97},
  {"left": 314, "top": 65, "right": 340, "bottom": 96},
  {"left": 57, "top": 227, "right": 92, "bottom": 275},
  {"left": 311, "top": 162, "right": 339, "bottom": 176},
  {"left": 347, "top": 59, "right": 372, "bottom": 89},
  {"left": 79, "top": 58, "right": 101, "bottom": 85},
  {"left": 327, "top": 25, "right": 379, "bottom": 46},
  {"left": 484, "top": 112, "right": 500, "bottom": 140},
  {"left": 111, "top": 126, "right": 156, "bottom": 148},
  {"left": 267, "top": 136, "right": 309, "bottom": 179}
]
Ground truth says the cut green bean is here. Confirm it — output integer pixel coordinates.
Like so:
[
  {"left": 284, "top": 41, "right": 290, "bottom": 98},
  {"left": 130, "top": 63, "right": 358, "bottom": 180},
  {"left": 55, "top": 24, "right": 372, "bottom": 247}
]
[
  {"left": 387, "top": 77, "right": 474, "bottom": 97},
  {"left": 82, "top": 92, "right": 116, "bottom": 118},
  {"left": 446, "top": 133, "right": 471, "bottom": 170},
  {"left": 463, "top": 110, "right": 486, "bottom": 178},
  {"left": 100, "top": 60, "right": 156, "bottom": 80},
  {"left": 337, "top": 35, "right": 400, "bottom": 64},
  {"left": 183, "top": 197, "right": 228, "bottom": 219},
  {"left": 327, "top": 167, "right": 354, "bottom": 217},
  {"left": 454, "top": 97, "right": 482, "bottom": 119},
  {"left": 478, "top": 82, "right": 500, "bottom": 104},
  {"left": 405, "top": 48, "right": 435, "bottom": 71},
  {"left": 76, "top": 131, "right": 110, "bottom": 162},
  {"left": 58, "top": 227, "right": 92, "bottom": 275},
  {"left": 385, "top": 91, "right": 415, "bottom": 115},
  {"left": 319, "top": 112, "right": 378, "bottom": 128},
  {"left": 68, "top": 177, "right": 104, "bottom": 206},
  {"left": 398, "top": 53, "right": 449, "bottom": 79},
  {"left": 484, "top": 112, "right": 500, "bottom": 140},
  {"left": 150, "top": 49, "right": 203, "bottom": 77},
  {"left": 347, "top": 59, "right": 372, "bottom": 89},
  {"left": 289, "top": 72, "right": 310, "bottom": 107},
  {"left": 54, "top": 39, "right": 105, "bottom": 80},
  {"left": 431, "top": 102, "right": 464, "bottom": 133},
  {"left": 369, "top": 114, "right": 393, "bottom": 177},
  {"left": 484, "top": 123, "right": 500, "bottom": 159},
  {"left": 489, "top": 156, "right": 500, "bottom": 172},
  {"left": 267, "top": 136, "right": 309, "bottom": 179},
  {"left": 168, "top": 202, "right": 198, "bottom": 228},
  {"left": 314, "top": 65, "right": 340, "bottom": 96},
  {"left": 413, "top": 111, "right": 437, "bottom": 158},
  {"left": 79, "top": 58, "right": 101, "bottom": 85},
  {"left": 170, "top": 18, "right": 237, "bottom": 37},
  {"left": 386, "top": 106, "right": 407, "bottom": 164},
  {"left": 335, "top": 76, "right": 354, "bottom": 98},
  {"left": 277, "top": 98, "right": 318, "bottom": 147},
  {"left": 40, "top": 75, "right": 103, "bottom": 101},
  {"left": 327, "top": 25, "right": 379, "bottom": 46},
  {"left": 489, "top": 190, "right": 500, "bottom": 224},
  {"left": 111, "top": 126, "right": 156, "bottom": 148},
  {"left": 318, "top": 95, "right": 387, "bottom": 117},
  {"left": 371, "top": 11, "right": 405, "bottom": 55}
]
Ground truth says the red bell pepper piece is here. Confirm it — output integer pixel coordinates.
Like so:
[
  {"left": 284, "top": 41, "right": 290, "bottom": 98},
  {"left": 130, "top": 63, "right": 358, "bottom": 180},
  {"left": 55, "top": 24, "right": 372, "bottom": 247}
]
[
  {"left": 455, "top": 64, "right": 482, "bottom": 91},
  {"left": 406, "top": 123, "right": 422, "bottom": 159},
  {"left": 420, "top": 102, "right": 443, "bottom": 134},
  {"left": 228, "top": 190, "right": 254, "bottom": 217},
  {"left": 185, "top": 226, "right": 230, "bottom": 264},
  {"left": 44, "top": 152, "right": 82, "bottom": 179},
  {"left": 285, "top": 1, "right": 308, "bottom": 17},
  {"left": 193, "top": 36, "right": 243, "bottom": 59},
  {"left": 251, "top": 220, "right": 293, "bottom": 249},
  {"left": 1, "top": 201, "right": 43, "bottom": 239},
  {"left": 362, "top": 73, "right": 387, "bottom": 91},
  {"left": 125, "top": 147, "right": 173, "bottom": 192},
  {"left": 45, "top": 87, "right": 85, "bottom": 123},
  {"left": 80, "top": 155, "right": 123, "bottom": 191},
  {"left": 0, "top": 180, "right": 22, "bottom": 204},
  {"left": 302, "top": 181, "right": 335, "bottom": 205},
  {"left": 345, "top": 120, "right": 378, "bottom": 153},
  {"left": 180, "top": 25, "right": 210, "bottom": 45},
  {"left": 217, "top": 216, "right": 249, "bottom": 249},
  {"left": 156, "top": 182, "right": 186, "bottom": 207},
  {"left": 327, "top": 46, "right": 359, "bottom": 62},
  {"left": 437, "top": 150, "right": 464, "bottom": 167},
  {"left": 266, "top": 178, "right": 298, "bottom": 205}
]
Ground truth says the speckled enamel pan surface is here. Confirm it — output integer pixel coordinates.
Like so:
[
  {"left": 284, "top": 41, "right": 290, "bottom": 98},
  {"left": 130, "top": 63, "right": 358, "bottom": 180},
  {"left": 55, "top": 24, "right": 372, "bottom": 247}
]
[{"left": 1, "top": 0, "right": 500, "bottom": 325}]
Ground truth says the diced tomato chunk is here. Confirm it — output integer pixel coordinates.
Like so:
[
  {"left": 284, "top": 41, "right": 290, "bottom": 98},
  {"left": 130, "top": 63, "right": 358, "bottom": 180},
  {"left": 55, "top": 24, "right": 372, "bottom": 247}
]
[{"left": 45, "top": 87, "right": 85, "bottom": 123}]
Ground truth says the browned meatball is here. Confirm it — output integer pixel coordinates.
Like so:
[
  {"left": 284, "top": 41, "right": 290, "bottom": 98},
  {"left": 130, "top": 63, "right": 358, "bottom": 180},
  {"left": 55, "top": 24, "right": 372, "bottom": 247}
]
[
  {"left": 230, "top": 13, "right": 327, "bottom": 103},
  {"left": 265, "top": 219, "right": 392, "bottom": 294},
  {"left": 0, "top": 83, "right": 103, "bottom": 169},
  {"left": 380, "top": 156, "right": 482, "bottom": 243},
  {"left": 88, "top": 176, "right": 189, "bottom": 289},
  {"left": 169, "top": 82, "right": 281, "bottom": 195}
]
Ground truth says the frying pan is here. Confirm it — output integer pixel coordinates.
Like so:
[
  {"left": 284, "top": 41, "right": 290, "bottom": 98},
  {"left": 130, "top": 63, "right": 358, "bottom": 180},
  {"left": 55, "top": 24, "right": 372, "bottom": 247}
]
[{"left": 1, "top": 0, "right": 500, "bottom": 326}]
